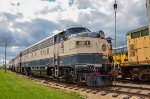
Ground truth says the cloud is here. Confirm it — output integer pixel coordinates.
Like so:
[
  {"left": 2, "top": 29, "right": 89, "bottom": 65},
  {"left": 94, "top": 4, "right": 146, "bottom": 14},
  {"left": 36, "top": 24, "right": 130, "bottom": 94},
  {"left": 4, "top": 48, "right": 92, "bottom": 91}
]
[
  {"left": 74, "top": 0, "right": 92, "bottom": 9},
  {"left": 0, "top": 12, "right": 60, "bottom": 63},
  {"left": 0, "top": 0, "right": 148, "bottom": 63}
]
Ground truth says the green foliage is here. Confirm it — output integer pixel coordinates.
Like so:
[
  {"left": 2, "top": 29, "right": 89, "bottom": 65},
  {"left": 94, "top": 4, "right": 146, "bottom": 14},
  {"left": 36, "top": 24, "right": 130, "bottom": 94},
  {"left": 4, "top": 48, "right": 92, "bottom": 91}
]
[{"left": 0, "top": 69, "right": 83, "bottom": 99}]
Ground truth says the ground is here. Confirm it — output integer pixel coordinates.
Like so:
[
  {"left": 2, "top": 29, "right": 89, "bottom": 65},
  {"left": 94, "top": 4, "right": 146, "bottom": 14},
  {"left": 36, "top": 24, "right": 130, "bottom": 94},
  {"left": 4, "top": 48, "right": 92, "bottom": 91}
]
[{"left": 0, "top": 69, "right": 83, "bottom": 99}]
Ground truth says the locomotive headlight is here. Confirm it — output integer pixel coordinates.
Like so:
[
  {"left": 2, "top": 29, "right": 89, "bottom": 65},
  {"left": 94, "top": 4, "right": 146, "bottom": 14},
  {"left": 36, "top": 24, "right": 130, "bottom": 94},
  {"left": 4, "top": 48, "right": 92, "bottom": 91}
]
[
  {"left": 99, "top": 30, "right": 105, "bottom": 39},
  {"left": 76, "top": 41, "right": 91, "bottom": 46}
]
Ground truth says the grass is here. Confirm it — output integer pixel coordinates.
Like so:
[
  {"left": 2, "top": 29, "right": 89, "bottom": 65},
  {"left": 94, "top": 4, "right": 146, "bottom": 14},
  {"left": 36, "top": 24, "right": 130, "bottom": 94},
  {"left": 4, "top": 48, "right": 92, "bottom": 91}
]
[{"left": 0, "top": 69, "right": 83, "bottom": 99}]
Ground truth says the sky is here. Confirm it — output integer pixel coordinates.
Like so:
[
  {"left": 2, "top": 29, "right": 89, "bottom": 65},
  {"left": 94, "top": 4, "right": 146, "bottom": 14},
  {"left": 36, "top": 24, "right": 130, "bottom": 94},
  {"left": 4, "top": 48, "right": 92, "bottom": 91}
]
[{"left": 0, "top": 0, "right": 148, "bottom": 65}]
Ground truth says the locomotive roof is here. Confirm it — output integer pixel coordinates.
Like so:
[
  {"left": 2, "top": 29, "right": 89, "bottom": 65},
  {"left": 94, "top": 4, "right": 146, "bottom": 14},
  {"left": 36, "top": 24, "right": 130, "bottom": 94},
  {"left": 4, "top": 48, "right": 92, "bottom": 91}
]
[{"left": 126, "top": 26, "right": 148, "bottom": 36}]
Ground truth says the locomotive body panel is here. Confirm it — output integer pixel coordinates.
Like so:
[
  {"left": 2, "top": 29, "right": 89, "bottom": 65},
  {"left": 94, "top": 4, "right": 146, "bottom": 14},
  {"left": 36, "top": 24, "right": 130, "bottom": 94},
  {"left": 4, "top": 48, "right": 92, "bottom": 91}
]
[{"left": 19, "top": 36, "right": 111, "bottom": 68}]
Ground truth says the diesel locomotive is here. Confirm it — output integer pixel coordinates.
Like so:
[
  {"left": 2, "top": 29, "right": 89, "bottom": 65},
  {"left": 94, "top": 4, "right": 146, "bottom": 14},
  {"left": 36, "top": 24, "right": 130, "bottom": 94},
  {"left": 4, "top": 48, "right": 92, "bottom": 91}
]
[
  {"left": 113, "top": 26, "right": 150, "bottom": 81},
  {"left": 9, "top": 26, "right": 113, "bottom": 86}
]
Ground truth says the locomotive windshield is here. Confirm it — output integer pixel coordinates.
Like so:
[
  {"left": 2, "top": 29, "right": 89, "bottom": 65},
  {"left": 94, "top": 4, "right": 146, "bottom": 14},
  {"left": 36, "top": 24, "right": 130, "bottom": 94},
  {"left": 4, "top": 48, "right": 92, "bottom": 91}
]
[
  {"left": 66, "top": 27, "right": 105, "bottom": 39},
  {"left": 68, "top": 32, "right": 101, "bottom": 39},
  {"left": 54, "top": 27, "right": 91, "bottom": 43},
  {"left": 66, "top": 27, "right": 91, "bottom": 34}
]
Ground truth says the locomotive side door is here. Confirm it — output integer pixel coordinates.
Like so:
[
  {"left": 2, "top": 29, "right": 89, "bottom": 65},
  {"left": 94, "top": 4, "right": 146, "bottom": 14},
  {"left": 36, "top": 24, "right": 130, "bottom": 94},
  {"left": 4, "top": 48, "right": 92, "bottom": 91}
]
[{"left": 53, "top": 35, "right": 60, "bottom": 77}]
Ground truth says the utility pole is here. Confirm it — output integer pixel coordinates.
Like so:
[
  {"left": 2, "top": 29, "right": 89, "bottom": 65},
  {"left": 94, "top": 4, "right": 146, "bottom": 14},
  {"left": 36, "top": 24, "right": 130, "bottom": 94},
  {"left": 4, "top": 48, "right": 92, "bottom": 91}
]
[
  {"left": 4, "top": 42, "right": 7, "bottom": 73},
  {"left": 3, "top": 57, "right": 4, "bottom": 69},
  {"left": 114, "top": 0, "right": 117, "bottom": 48},
  {"left": 112, "top": 0, "right": 118, "bottom": 97}
]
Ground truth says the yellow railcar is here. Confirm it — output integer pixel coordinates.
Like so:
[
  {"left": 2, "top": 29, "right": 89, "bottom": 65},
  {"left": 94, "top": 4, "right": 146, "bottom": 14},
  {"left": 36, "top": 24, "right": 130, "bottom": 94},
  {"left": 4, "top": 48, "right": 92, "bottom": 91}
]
[
  {"left": 113, "top": 46, "right": 128, "bottom": 67},
  {"left": 127, "top": 26, "right": 150, "bottom": 64},
  {"left": 122, "top": 26, "right": 150, "bottom": 81}
]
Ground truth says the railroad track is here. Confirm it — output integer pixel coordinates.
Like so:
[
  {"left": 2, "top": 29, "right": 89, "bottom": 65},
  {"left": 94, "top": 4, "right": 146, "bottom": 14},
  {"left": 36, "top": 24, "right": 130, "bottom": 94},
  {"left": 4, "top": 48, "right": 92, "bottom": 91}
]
[
  {"left": 117, "top": 78, "right": 150, "bottom": 85},
  {"left": 15, "top": 72, "right": 150, "bottom": 99},
  {"left": 100, "top": 85, "right": 150, "bottom": 98}
]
